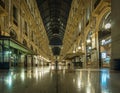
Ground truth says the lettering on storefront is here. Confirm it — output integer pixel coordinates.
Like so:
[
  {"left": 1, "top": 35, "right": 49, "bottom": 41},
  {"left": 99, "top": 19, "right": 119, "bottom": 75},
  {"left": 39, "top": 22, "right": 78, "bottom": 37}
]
[{"left": 101, "top": 39, "right": 111, "bottom": 45}]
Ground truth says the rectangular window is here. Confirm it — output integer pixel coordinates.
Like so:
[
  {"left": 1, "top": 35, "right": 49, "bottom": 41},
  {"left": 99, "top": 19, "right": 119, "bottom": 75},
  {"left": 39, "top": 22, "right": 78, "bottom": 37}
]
[
  {"left": 32, "top": 31, "right": 34, "bottom": 41},
  {"left": 13, "top": 5, "right": 18, "bottom": 26},
  {"left": 91, "top": 0, "right": 94, "bottom": 12},
  {"left": 78, "top": 22, "right": 81, "bottom": 32},
  {"left": 25, "top": 21, "right": 27, "bottom": 36},
  {"left": 0, "top": 40, "right": 2, "bottom": 62},
  {"left": 86, "top": 7, "right": 90, "bottom": 26},
  {"left": 87, "top": 7, "right": 90, "bottom": 21},
  {"left": 81, "top": 18, "right": 84, "bottom": 31},
  {"left": 31, "top": 31, "right": 33, "bottom": 41},
  {"left": 0, "top": 25, "right": 1, "bottom": 35}
]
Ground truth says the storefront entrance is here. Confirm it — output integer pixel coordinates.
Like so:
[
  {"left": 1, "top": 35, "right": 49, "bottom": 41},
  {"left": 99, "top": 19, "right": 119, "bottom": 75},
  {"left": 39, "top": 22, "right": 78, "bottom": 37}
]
[
  {"left": 98, "top": 12, "right": 111, "bottom": 68},
  {"left": 100, "top": 37, "right": 111, "bottom": 67},
  {"left": 0, "top": 36, "right": 34, "bottom": 69}
]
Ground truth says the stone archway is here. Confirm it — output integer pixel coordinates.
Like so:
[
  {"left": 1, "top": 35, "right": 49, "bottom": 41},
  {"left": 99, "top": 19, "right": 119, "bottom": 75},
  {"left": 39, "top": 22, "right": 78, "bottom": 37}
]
[{"left": 90, "top": 3, "right": 111, "bottom": 68}]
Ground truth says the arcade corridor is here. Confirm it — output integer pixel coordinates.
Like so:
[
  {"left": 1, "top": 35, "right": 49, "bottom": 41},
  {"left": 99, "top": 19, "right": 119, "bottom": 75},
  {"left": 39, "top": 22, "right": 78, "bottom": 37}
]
[{"left": 1, "top": 0, "right": 120, "bottom": 93}]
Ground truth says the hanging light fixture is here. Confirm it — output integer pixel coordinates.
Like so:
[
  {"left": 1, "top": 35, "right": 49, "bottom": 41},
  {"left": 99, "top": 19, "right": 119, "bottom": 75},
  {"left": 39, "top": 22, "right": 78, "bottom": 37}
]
[
  {"left": 87, "top": 39, "right": 91, "bottom": 43},
  {"left": 78, "top": 46, "right": 81, "bottom": 50},
  {"left": 105, "top": 23, "right": 111, "bottom": 29},
  {"left": 73, "top": 50, "right": 75, "bottom": 53}
]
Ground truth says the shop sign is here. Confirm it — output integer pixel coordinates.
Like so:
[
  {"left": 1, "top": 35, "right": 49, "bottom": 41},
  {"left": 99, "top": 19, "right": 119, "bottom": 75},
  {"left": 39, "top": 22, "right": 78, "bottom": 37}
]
[
  {"left": 101, "top": 39, "right": 111, "bottom": 45},
  {"left": 101, "top": 52, "right": 106, "bottom": 58}
]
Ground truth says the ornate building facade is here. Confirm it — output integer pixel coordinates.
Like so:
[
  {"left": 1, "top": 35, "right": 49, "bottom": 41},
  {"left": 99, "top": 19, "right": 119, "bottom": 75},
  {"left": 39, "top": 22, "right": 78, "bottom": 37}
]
[
  {"left": 0, "top": 0, "right": 52, "bottom": 68},
  {"left": 61, "top": 0, "right": 111, "bottom": 68},
  {"left": 0, "top": 0, "right": 112, "bottom": 69}
]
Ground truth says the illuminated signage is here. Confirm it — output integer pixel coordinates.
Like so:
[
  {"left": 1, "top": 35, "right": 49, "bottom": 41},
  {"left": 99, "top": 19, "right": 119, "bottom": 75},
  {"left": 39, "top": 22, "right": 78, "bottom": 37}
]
[{"left": 101, "top": 39, "right": 111, "bottom": 45}]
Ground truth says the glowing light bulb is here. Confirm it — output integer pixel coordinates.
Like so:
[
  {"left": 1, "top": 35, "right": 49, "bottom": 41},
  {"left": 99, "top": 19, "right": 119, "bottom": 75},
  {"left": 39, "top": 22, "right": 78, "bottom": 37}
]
[
  {"left": 105, "top": 23, "right": 111, "bottom": 29},
  {"left": 87, "top": 39, "right": 91, "bottom": 43},
  {"left": 78, "top": 46, "right": 81, "bottom": 50}
]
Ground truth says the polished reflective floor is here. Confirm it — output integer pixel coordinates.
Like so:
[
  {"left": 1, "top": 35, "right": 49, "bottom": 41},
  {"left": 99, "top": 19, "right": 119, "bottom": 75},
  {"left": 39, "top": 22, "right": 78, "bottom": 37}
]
[{"left": 0, "top": 66, "right": 120, "bottom": 93}]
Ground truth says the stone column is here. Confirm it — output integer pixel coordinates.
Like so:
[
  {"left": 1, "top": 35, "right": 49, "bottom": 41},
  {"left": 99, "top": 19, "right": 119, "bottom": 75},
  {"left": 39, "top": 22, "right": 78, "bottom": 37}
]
[{"left": 111, "top": 0, "right": 120, "bottom": 70}]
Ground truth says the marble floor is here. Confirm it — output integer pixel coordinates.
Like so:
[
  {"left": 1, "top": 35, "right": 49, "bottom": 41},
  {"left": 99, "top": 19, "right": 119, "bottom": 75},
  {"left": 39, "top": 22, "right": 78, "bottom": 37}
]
[{"left": 0, "top": 66, "right": 120, "bottom": 93}]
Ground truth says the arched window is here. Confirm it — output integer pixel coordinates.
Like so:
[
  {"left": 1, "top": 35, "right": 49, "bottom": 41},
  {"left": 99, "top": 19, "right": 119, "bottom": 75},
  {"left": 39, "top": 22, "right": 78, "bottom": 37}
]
[
  {"left": 10, "top": 30, "right": 17, "bottom": 40},
  {"left": 31, "top": 45, "right": 33, "bottom": 50},
  {"left": 99, "top": 12, "right": 111, "bottom": 31},
  {"left": 99, "top": 12, "right": 111, "bottom": 39},
  {"left": 23, "top": 39, "right": 27, "bottom": 47}
]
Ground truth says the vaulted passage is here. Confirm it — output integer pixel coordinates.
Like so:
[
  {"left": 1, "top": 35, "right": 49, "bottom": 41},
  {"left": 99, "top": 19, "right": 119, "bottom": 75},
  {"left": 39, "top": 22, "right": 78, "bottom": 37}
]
[
  {"left": 36, "top": 0, "right": 72, "bottom": 55},
  {"left": 1, "top": 0, "right": 120, "bottom": 93}
]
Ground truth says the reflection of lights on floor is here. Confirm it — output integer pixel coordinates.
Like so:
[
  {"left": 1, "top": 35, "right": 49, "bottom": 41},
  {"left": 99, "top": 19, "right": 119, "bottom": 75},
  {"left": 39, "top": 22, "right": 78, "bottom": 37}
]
[
  {"left": 5, "top": 75, "right": 12, "bottom": 88},
  {"left": 101, "top": 69, "right": 110, "bottom": 93},
  {"left": 77, "top": 79, "right": 82, "bottom": 89},
  {"left": 86, "top": 86, "right": 91, "bottom": 93},
  {"left": 21, "top": 71, "right": 25, "bottom": 82},
  {"left": 44, "top": 67, "right": 50, "bottom": 73},
  {"left": 78, "top": 80, "right": 81, "bottom": 88},
  {"left": 51, "top": 66, "right": 55, "bottom": 70},
  {"left": 35, "top": 69, "right": 38, "bottom": 80},
  {"left": 11, "top": 72, "right": 16, "bottom": 79},
  {"left": 101, "top": 70, "right": 110, "bottom": 86},
  {"left": 50, "top": 65, "right": 63, "bottom": 70},
  {"left": 58, "top": 66, "right": 62, "bottom": 70},
  {"left": 73, "top": 78, "right": 75, "bottom": 83},
  {"left": 30, "top": 67, "right": 51, "bottom": 80},
  {"left": 27, "top": 72, "right": 31, "bottom": 79},
  {"left": 50, "top": 73, "right": 53, "bottom": 78},
  {"left": 63, "top": 69, "right": 65, "bottom": 75}
]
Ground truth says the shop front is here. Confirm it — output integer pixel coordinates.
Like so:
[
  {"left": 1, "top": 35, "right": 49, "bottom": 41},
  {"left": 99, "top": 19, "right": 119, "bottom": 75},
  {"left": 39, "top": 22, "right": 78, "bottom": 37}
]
[
  {"left": 99, "top": 36, "right": 111, "bottom": 67},
  {"left": 0, "top": 36, "right": 34, "bottom": 69},
  {"left": 98, "top": 12, "right": 111, "bottom": 68},
  {"left": 64, "top": 51, "right": 84, "bottom": 69},
  {"left": 86, "top": 31, "right": 92, "bottom": 66}
]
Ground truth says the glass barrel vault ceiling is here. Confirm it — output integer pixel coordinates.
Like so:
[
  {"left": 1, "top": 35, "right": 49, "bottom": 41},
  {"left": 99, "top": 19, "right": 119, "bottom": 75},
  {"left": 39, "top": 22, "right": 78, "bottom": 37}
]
[{"left": 36, "top": 0, "right": 72, "bottom": 55}]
